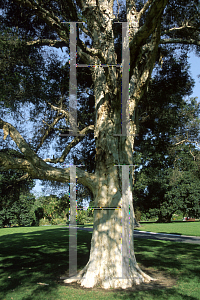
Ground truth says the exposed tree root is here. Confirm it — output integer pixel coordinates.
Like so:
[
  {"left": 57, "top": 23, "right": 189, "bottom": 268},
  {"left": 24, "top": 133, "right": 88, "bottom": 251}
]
[{"left": 64, "top": 261, "right": 156, "bottom": 289}]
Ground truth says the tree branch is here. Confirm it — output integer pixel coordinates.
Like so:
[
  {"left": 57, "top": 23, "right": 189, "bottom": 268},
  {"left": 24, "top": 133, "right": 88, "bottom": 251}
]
[
  {"left": 0, "top": 118, "right": 47, "bottom": 167},
  {"left": 59, "top": 0, "right": 79, "bottom": 21},
  {"left": 138, "top": 0, "right": 154, "bottom": 21},
  {"left": 35, "top": 113, "right": 65, "bottom": 152},
  {"left": 163, "top": 24, "right": 197, "bottom": 35},
  {"left": 77, "top": 39, "right": 106, "bottom": 65},
  {"left": 13, "top": 0, "right": 69, "bottom": 42},
  {"left": 0, "top": 120, "right": 97, "bottom": 195},
  {"left": 78, "top": 23, "right": 93, "bottom": 40},
  {"left": 26, "top": 39, "right": 68, "bottom": 49},
  {"left": 13, "top": 0, "right": 95, "bottom": 65},
  {"left": 129, "top": 17, "right": 162, "bottom": 114},
  {"left": 0, "top": 151, "right": 97, "bottom": 195},
  {"left": 44, "top": 124, "right": 94, "bottom": 163},
  {"left": 45, "top": 100, "right": 69, "bottom": 118},
  {"left": 160, "top": 38, "right": 200, "bottom": 47},
  {"left": 129, "top": 0, "right": 168, "bottom": 75},
  {"left": 15, "top": 172, "right": 30, "bottom": 182},
  {"left": 174, "top": 139, "right": 200, "bottom": 148}
]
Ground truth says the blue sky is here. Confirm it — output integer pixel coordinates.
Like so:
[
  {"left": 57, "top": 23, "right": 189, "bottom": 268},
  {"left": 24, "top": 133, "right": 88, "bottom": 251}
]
[{"left": 188, "top": 53, "right": 200, "bottom": 101}]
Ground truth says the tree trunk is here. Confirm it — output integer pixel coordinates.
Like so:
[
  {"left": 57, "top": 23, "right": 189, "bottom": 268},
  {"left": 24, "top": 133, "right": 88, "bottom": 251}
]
[
  {"left": 65, "top": 166, "right": 153, "bottom": 288},
  {"left": 157, "top": 213, "right": 172, "bottom": 223},
  {"left": 64, "top": 64, "right": 154, "bottom": 288}
]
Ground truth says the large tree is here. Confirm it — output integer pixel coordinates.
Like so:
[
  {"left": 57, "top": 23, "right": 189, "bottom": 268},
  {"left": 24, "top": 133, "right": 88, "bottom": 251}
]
[{"left": 0, "top": 0, "right": 200, "bottom": 289}]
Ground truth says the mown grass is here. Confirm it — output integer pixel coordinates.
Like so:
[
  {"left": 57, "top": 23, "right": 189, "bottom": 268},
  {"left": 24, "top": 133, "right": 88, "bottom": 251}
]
[
  {"left": 0, "top": 225, "right": 200, "bottom": 300},
  {"left": 135, "top": 221, "right": 200, "bottom": 236}
]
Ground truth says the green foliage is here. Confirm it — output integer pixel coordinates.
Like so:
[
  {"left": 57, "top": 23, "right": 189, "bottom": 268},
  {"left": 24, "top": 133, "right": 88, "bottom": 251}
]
[
  {"left": 165, "top": 168, "right": 200, "bottom": 218},
  {"left": 35, "top": 193, "right": 72, "bottom": 225},
  {"left": 0, "top": 26, "right": 46, "bottom": 111},
  {"left": 15, "top": 193, "right": 36, "bottom": 226},
  {"left": 76, "top": 210, "right": 88, "bottom": 225},
  {"left": 0, "top": 168, "right": 36, "bottom": 227},
  {"left": 134, "top": 77, "right": 200, "bottom": 222},
  {"left": 0, "top": 192, "right": 36, "bottom": 227},
  {"left": 134, "top": 144, "right": 200, "bottom": 222}
]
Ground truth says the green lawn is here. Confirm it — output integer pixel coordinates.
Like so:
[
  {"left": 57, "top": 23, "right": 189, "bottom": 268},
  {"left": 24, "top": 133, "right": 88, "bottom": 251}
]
[
  {"left": 0, "top": 225, "right": 200, "bottom": 299},
  {"left": 135, "top": 221, "right": 200, "bottom": 236}
]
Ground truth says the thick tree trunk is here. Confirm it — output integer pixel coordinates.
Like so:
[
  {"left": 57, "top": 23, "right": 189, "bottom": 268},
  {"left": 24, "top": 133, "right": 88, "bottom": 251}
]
[
  {"left": 65, "top": 165, "right": 153, "bottom": 288},
  {"left": 64, "top": 63, "right": 154, "bottom": 288}
]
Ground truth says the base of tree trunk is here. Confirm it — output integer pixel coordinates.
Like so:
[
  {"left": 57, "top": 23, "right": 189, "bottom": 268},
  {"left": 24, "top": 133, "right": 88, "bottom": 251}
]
[
  {"left": 64, "top": 261, "right": 155, "bottom": 289},
  {"left": 64, "top": 206, "right": 155, "bottom": 289}
]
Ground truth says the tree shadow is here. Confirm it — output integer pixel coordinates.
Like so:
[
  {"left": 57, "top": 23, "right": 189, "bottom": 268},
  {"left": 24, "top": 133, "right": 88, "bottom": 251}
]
[{"left": 0, "top": 227, "right": 92, "bottom": 299}]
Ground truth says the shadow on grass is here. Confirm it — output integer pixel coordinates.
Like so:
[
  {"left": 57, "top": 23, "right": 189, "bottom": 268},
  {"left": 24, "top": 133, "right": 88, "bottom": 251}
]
[
  {"left": 0, "top": 227, "right": 200, "bottom": 299},
  {"left": 0, "top": 227, "right": 92, "bottom": 299},
  {"left": 138, "top": 220, "right": 200, "bottom": 237},
  {"left": 62, "top": 237, "right": 200, "bottom": 299}
]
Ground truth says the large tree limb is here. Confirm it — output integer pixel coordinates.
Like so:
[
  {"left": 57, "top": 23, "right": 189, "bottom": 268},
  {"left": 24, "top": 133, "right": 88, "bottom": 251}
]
[
  {"left": 129, "top": 0, "right": 168, "bottom": 76},
  {"left": 129, "top": 18, "right": 162, "bottom": 115},
  {"left": 0, "top": 152, "right": 97, "bottom": 195},
  {"left": 160, "top": 38, "right": 200, "bottom": 47},
  {"left": 0, "top": 118, "right": 46, "bottom": 167},
  {"left": 25, "top": 36, "right": 103, "bottom": 76},
  {"left": 163, "top": 24, "right": 198, "bottom": 35},
  {"left": 43, "top": 124, "right": 94, "bottom": 164},
  {"left": 26, "top": 39, "right": 68, "bottom": 48},
  {"left": 0, "top": 119, "right": 97, "bottom": 194},
  {"left": 138, "top": 0, "right": 154, "bottom": 21}
]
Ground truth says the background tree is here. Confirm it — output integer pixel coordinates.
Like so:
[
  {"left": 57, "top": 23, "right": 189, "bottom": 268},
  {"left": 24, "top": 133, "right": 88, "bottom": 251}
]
[
  {"left": 14, "top": 192, "right": 37, "bottom": 226},
  {"left": 39, "top": 193, "right": 70, "bottom": 223},
  {"left": 165, "top": 145, "right": 200, "bottom": 219},
  {"left": 0, "top": 150, "right": 36, "bottom": 227},
  {"left": 132, "top": 53, "right": 200, "bottom": 222},
  {"left": 0, "top": 0, "right": 200, "bottom": 289}
]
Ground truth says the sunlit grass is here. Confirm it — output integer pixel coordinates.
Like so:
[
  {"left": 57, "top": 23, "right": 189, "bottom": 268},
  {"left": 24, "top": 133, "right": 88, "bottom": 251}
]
[{"left": 136, "top": 221, "right": 200, "bottom": 236}]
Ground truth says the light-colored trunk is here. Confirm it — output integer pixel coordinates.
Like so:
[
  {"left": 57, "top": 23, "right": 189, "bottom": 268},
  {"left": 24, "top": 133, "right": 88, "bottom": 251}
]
[
  {"left": 69, "top": 179, "right": 153, "bottom": 288},
  {"left": 65, "top": 162, "right": 153, "bottom": 289},
  {"left": 64, "top": 65, "right": 154, "bottom": 288}
]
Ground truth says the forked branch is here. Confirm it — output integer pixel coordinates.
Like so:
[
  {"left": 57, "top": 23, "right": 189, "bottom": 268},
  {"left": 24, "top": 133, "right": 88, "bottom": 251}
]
[
  {"left": 43, "top": 124, "right": 94, "bottom": 163},
  {"left": 36, "top": 113, "right": 65, "bottom": 152},
  {"left": 138, "top": 0, "right": 154, "bottom": 21}
]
